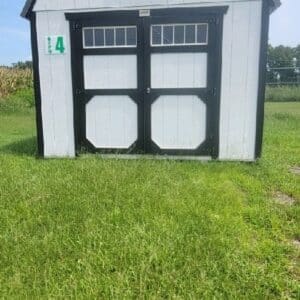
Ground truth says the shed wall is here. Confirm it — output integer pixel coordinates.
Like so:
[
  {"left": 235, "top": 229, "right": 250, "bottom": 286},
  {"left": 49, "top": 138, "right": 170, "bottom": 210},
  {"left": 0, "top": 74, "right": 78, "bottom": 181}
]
[
  {"left": 36, "top": 11, "right": 75, "bottom": 157},
  {"left": 34, "top": 0, "right": 262, "bottom": 160},
  {"left": 219, "top": 0, "right": 262, "bottom": 160}
]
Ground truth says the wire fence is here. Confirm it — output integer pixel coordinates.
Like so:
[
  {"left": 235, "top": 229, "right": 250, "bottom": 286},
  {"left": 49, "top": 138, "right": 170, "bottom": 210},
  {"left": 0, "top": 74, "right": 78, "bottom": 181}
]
[{"left": 266, "top": 58, "right": 300, "bottom": 86}]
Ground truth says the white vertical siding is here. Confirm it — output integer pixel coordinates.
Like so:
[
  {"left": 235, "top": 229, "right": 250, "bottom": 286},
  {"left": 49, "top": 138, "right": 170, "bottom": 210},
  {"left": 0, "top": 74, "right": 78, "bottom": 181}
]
[
  {"left": 219, "top": 0, "right": 262, "bottom": 160},
  {"left": 36, "top": 11, "right": 75, "bottom": 157}
]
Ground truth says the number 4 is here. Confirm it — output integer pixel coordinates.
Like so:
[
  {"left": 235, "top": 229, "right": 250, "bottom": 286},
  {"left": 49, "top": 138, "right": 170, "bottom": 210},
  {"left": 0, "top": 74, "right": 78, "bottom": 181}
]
[{"left": 55, "top": 36, "right": 65, "bottom": 54}]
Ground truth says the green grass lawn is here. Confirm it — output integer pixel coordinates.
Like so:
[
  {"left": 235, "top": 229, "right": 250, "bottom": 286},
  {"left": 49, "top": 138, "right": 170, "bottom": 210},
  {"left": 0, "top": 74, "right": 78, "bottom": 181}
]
[{"left": 0, "top": 102, "right": 299, "bottom": 298}]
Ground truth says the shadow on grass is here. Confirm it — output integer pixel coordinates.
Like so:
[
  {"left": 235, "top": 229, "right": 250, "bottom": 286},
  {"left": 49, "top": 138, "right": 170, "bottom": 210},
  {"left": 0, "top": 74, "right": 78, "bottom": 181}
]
[{"left": 0, "top": 137, "right": 37, "bottom": 157}]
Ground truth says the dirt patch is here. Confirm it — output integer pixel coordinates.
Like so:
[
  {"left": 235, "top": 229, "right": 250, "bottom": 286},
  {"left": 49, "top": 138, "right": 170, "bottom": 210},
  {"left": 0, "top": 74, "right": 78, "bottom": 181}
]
[
  {"left": 292, "top": 238, "right": 300, "bottom": 250},
  {"left": 273, "top": 192, "right": 296, "bottom": 206},
  {"left": 290, "top": 166, "right": 300, "bottom": 175}
]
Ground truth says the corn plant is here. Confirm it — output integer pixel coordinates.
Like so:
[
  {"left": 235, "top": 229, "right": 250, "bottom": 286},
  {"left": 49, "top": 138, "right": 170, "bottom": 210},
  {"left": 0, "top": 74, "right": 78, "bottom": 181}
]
[{"left": 0, "top": 67, "right": 33, "bottom": 98}]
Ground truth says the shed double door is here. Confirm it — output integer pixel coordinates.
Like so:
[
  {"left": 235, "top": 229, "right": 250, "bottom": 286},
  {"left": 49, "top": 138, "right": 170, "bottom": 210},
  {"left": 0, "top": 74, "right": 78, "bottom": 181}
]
[{"left": 69, "top": 8, "right": 224, "bottom": 157}]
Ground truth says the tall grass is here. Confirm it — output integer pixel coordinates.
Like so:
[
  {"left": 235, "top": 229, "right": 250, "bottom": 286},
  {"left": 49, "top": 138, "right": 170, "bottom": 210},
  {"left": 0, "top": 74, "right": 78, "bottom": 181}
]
[
  {"left": 266, "top": 85, "right": 300, "bottom": 102},
  {"left": 0, "top": 67, "right": 33, "bottom": 98}
]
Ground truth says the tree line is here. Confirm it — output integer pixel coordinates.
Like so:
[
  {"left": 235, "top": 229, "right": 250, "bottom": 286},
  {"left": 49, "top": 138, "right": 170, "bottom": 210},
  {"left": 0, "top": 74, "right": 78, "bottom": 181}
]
[
  {"left": 0, "top": 61, "right": 33, "bottom": 70},
  {"left": 267, "top": 45, "right": 300, "bottom": 84}
]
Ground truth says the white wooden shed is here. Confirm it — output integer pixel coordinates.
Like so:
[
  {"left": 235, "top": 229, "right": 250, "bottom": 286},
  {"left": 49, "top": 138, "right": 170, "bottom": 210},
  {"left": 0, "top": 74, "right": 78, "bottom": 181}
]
[{"left": 22, "top": 0, "right": 280, "bottom": 160}]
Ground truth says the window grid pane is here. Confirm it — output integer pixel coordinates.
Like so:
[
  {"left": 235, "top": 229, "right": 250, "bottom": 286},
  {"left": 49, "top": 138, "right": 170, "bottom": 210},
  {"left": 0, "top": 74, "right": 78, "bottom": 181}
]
[
  {"left": 94, "top": 29, "right": 104, "bottom": 46},
  {"left": 116, "top": 28, "right": 126, "bottom": 46},
  {"left": 151, "top": 23, "right": 208, "bottom": 47},
  {"left": 197, "top": 24, "right": 208, "bottom": 44},
  {"left": 185, "top": 25, "right": 196, "bottom": 44},
  {"left": 105, "top": 29, "right": 115, "bottom": 46},
  {"left": 174, "top": 25, "right": 184, "bottom": 44},
  {"left": 152, "top": 25, "right": 162, "bottom": 45},
  {"left": 84, "top": 29, "right": 94, "bottom": 47},
  {"left": 83, "top": 26, "right": 137, "bottom": 48},
  {"left": 163, "top": 26, "right": 174, "bottom": 45},
  {"left": 126, "top": 27, "right": 137, "bottom": 46}
]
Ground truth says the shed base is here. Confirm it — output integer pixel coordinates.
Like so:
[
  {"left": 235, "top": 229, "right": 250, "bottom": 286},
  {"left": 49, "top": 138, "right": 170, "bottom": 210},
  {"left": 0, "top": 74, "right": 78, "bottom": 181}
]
[{"left": 93, "top": 154, "right": 212, "bottom": 162}]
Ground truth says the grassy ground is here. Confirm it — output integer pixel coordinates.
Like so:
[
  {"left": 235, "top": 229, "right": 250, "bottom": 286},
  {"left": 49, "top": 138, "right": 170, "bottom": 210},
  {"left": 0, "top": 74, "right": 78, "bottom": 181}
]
[{"left": 0, "top": 101, "right": 299, "bottom": 298}]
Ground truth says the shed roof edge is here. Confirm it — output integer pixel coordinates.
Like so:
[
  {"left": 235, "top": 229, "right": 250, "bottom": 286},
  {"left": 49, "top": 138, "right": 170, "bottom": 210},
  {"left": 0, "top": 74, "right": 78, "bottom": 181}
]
[{"left": 21, "top": 0, "right": 281, "bottom": 19}]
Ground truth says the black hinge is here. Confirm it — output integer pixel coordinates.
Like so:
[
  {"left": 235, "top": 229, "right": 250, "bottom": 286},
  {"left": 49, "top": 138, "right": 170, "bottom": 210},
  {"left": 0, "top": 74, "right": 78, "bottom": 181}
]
[
  {"left": 209, "top": 17, "right": 220, "bottom": 25},
  {"left": 75, "top": 89, "right": 84, "bottom": 95},
  {"left": 208, "top": 88, "right": 217, "bottom": 96},
  {"left": 72, "top": 23, "right": 82, "bottom": 31}
]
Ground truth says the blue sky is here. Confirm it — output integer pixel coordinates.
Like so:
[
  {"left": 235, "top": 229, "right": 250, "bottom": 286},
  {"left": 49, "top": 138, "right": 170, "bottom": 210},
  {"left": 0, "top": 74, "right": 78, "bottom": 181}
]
[{"left": 0, "top": 0, "right": 299, "bottom": 66}]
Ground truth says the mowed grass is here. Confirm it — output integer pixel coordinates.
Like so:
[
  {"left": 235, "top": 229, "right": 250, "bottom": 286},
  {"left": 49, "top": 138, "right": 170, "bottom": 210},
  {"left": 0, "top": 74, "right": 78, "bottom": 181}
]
[{"left": 0, "top": 102, "right": 299, "bottom": 298}]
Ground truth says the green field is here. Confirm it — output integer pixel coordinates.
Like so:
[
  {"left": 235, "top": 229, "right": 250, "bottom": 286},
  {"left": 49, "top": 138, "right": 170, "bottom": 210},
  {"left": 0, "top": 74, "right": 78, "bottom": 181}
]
[{"left": 0, "top": 100, "right": 299, "bottom": 298}]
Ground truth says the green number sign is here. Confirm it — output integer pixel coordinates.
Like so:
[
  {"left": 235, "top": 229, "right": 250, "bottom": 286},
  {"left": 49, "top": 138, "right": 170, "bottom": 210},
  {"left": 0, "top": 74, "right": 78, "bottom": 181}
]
[{"left": 46, "top": 35, "right": 66, "bottom": 55}]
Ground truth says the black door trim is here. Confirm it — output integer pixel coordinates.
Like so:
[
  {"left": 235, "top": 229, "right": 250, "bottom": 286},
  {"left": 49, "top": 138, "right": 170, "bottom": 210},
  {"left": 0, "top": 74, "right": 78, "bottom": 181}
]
[
  {"left": 255, "top": 0, "right": 271, "bottom": 159},
  {"left": 68, "top": 13, "right": 145, "bottom": 154},
  {"left": 30, "top": 12, "right": 44, "bottom": 157},
  {"left": 142, "top": 10, "right": 226, "bottom": 158},
  {"left": 66, "top": 6, "right": 227, "bottom": 157}
]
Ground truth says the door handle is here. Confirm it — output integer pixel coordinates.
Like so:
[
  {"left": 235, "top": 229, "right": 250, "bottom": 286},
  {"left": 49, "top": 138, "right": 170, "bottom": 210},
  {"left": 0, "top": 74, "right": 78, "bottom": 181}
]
[{"left": 146, "top": 87, "right": 151, "bottom": 94}]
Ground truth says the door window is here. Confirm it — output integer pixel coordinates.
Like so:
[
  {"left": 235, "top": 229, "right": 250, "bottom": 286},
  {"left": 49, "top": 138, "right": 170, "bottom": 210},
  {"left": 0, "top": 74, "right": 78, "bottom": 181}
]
[
  {"left": 83, "top": 26, "right": 137, "bottom": 48},
  {"left": 151, "top": 23, "right": 208, "bottom": 46}
]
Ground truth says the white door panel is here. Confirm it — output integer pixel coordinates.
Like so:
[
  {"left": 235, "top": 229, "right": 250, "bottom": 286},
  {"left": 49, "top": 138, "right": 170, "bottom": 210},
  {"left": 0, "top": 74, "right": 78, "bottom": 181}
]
[
  {"left": 86, "top": 96, "right": 138, "bottom": 149},
  {"left": 151, "top": 53, "right": 207, "bottom": 88},
  {"left": 83, "top": 55, "right": 137, "bottom": 89},
  {"left": 151, "top": 95, "right": 207, "bottom": 149}
]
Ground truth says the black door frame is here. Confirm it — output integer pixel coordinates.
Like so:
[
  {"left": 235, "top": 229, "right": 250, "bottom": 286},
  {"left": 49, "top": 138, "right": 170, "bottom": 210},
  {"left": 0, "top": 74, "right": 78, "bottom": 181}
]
[
  {"left": 66, "top": 6, "right": 228, "bottom": 158},
  {"left": 66, "top": 11, "right": 145, "bottom": 154}
]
